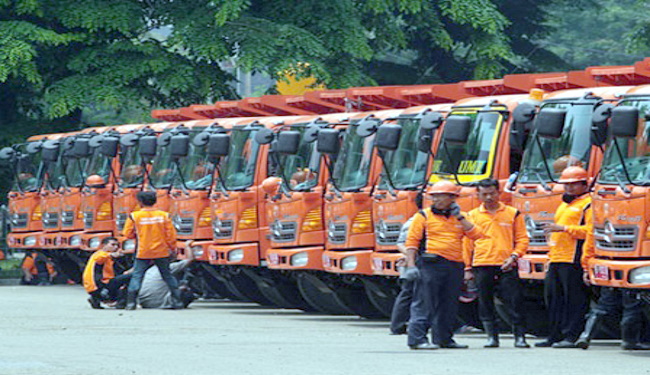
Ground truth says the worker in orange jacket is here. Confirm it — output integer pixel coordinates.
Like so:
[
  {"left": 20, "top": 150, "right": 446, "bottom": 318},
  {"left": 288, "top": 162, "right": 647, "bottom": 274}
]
[
  {"left": 82, "top": 236, "right": 131, "bottom": 309},
  {"left": 536, "top": 166, "right": 591, "bottom": 348},
  {"left": 123, "top": 191, "right": 183, "bottom": 310},
  {"left": 403, "top": 180, "right": 482, "bottom": 350},
  {"left": 463, "top": 178, "right": 530, "bottom": 348}
]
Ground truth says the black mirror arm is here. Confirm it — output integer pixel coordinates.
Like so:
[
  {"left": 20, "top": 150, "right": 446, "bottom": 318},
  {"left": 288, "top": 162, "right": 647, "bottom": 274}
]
[
  {"left": 271, "top": 152, "right": 292, "bottom": 198},
  {"left": 613, "top": 138, "right": 635, "bottom": 189},
  {"left": 212, "top": 162, "right": 230, "bottom": 198},
  {"left": 534, "top": 136, "right": 557, "bottom": 190},
  {"left": 441, "top": 142, "right": 466, "bottom": 187},
  {"left": 377, "top": 150, "right": 397, "bottom": 197},
  {"left": 322, "top": 155, "right": 342, "bottom": 198},
  {"left": 172, "top": 159, "right": 189, "bottom": 194}
]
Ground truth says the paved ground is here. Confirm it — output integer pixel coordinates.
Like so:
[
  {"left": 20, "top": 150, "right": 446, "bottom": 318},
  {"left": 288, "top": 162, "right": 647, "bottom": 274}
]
[{"left": 1, "top": 285, "right": 649, "bottom": 375}]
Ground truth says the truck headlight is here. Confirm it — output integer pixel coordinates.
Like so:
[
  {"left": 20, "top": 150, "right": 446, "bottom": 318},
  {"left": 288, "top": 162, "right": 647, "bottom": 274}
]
[
  {"left": 89, "top": 237, "right": 101, "bottom": 249},
  {"left": 191, "top": 245, "right": 204, "bottom": 258},
  {"left": 70, "top": 235, "right": 81, "bottom": 247},
  {"left": 24, "top": 236, "right": 37, "bottom": 247},
  {"left": 629, "top": 266, "right": 650, "bottom": 285},
  {"left": 290, "top": 252, "right": 308, "bottom": 267},
  {"left": 123, "top": 239, "right": 135, "bottom": 251},
  {"left": 228, "top": 248, "right": 244, "bottom": 262},
  {"left": 341, "top": 256, "right": 358, "bottom": 271}
]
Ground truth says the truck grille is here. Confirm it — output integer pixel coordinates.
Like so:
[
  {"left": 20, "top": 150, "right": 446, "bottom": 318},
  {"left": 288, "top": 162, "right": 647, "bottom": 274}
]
[
  {"left": 594, "top": 224, "right": 638, "bottom": 251},
  {"left": 271, "top": 220, "right": 297, "bottom": 242},
  {"left": 61, "top": 211, "right": 74, "bottom": 227},
  {"left": 375, "top": 220, "right": 402, "bottom": 246},
  {"left": 174, "top": 216, "right": 195, "bottom": 236},
  {"left": 11, "top": 213, "right": 28, "bottom": 229},
  {"left": 527, "top": 220, "right": 549, "bottom": 247},
  {"left": 43, "top": 212, "right": 59, "bottom": 229},
  {"left": 327, "top": 221, "right": 347, "bottom": 244},
  {"left": 83, "top": 211, "right": 94, "bottom": 229},
  {"left": 116, "top": 213, "right": 128, "bottom": 231},
  {"left": 213, "top": 219, "right": 233, "bottom": 239}
]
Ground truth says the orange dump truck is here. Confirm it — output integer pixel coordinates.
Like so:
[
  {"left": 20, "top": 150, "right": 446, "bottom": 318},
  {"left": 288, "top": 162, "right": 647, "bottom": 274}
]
[
  {"left": 511, "top": 86, "right": 634, "bottom": 282},
  {"left": 587, "top": 85, "right": 650, "bottom": 305}
]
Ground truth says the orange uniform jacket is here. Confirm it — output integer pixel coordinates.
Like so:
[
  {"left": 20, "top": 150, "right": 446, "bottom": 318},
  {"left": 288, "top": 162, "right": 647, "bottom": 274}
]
[
  {"left": 22, "top": 253, "right": 55, "bottom": 275},
  {"left": 548, "top": 194, "right": 592, "bottom": 264},
  {"left": 82, "top": 250, "right": 115, "bottom": 293},
  {"left": 463, "top": 203, "right": 529, "bottom": 268},
  {"left": 405, "top": 207, "right": 482, "bottom": 264},
  {"left": 122, "top": 208, "right": 177, "bottom": 259}
]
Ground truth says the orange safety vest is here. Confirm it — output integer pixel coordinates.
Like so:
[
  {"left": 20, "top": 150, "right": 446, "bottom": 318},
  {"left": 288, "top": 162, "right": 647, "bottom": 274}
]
[{"left": 122, "top": 208, "right": 176, "bottom": 259}]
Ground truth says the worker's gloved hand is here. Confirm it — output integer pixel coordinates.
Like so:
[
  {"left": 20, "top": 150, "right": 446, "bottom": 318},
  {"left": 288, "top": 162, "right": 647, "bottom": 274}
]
[
  {"left": 403, "top": 266, "right": 421, "bottom": 281},
  {"left": 449, "top": 203, "right": 462, "bottom": 217}
]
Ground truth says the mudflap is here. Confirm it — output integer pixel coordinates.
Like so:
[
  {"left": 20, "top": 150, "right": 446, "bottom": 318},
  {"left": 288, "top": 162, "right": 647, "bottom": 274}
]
[
  {"left": 43, "top": 250, "right": 86, "bottom": 284},
  {"left": 197, "top": 263, "right": 250, "bottom": 302},
  {"left": 241, "top": 268, "right": 315, "bottom": 312},
  {"left": 360, "top": 276, "right": 399, "bottom": 318},
  {"left": 224, "top": 267, "right": 276, "bottom": 307}
]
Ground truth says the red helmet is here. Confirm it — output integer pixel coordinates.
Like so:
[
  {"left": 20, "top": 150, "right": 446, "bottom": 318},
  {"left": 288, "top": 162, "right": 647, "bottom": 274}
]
[
  {"left": 558, "top": 166, "right": 588, "bottom": 184},
  {"left": 427, "top": 180, "right": 460, "bottom": 196}
]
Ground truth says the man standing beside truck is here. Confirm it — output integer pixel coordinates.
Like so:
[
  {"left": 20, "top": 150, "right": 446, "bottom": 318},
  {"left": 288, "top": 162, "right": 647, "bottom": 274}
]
[
  {"left": 536, "top": 166, "right": 591, "bottom": 348},
  {"left": 123, "top": 191, "right": 183, "bottom": 310},
  {"left": 463, "top": 179, "right": 530, "bottom": 348},
  {"left": 403, "top": 180, "right": 482, "bottom": 350}
]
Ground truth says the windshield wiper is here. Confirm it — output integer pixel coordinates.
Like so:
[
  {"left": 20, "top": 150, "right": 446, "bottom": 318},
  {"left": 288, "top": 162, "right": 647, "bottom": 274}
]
[
  {"left": 531, "top": 170, "right": 552, "bottom": 192},
  {"left": 612, "top": 170, "right": 632, "bottom": 194}
]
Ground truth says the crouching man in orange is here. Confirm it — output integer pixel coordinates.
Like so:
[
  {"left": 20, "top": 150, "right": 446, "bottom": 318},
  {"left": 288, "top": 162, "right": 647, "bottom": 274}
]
[
  {"left": 83, "top": 237, "right": 131, "bottom": 309},
  {"left": 403, "top": 181, "right": 483, "bottom": 350}
]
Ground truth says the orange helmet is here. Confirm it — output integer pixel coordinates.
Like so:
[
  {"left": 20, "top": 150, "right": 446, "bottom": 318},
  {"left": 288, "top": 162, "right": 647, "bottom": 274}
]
[
  {"left": 86, "top": 174, "right": 106, "bottom": 186},
  {"left": 558, "top": 166, "right": 588, "bottom": 183},
  {"left": 427, "top": 180, "right": 460, "bottom": 196},
  {"left": 261, "top": 176, "right": 282, "bottom": 195}
]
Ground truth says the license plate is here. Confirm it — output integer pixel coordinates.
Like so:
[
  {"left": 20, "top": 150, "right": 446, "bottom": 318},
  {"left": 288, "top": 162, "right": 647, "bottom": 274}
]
[
  {"left": 372, "top": 258, "right": 383, "bottom": 271},
  {"left": 517, "top": 259, "right": 531, "bottom": 273},
  {"left": 594, "top": 265, "right": 609, "bottom": 280},
  {"left": 268, "top": 253, "right": 279, "bottom": 265}
]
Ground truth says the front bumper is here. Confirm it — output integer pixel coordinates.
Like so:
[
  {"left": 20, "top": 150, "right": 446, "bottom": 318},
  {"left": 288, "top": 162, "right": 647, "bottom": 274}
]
[
  {"left": 588, "top": 258, "right": 650, "bottom": 289},
  {"left": 517, "top": 254, "right": 548, "bottom": 280},
  {"left": 208, "top": 242, "right": 260, "bottom": 266},
  {"left": 322, "top": 249, "right": 373, "bottom": 275},
  {"left": 370, "top": 252, "right": 403, "bottom": 277},
  {"left": 266, "top": 246, "right": 324, "bottom": 271}
]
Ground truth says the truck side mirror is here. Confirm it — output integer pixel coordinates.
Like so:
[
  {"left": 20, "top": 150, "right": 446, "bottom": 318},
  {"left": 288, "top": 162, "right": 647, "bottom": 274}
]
[
  {"left": 276, "top": 131, "right": 301, "bottom": 154},
  {"left": 420, "top": 112, "right": 444, "bottom": 130},
  {"left": 100, "top": 136, "right": 119, "bottom": 158},
  {"left": 25, "top": 141, "right": 42, "bottom": 154},
  {"left": 610, "top": 106, "right": 639, "bottom": 138},
  {"left": 139, "top": 135, "right": 158, "bottom": 158},
  {"left": 591, "top": 104, "right": 614, "bottom": 146},
  {"left": 0, "top": 147, "right": 15, "bottom": 161},
  {"left": 73, "top": 138, "right": 91, "bottom": 157},
  {"left": 535, "top": 108, "right": 566, "bottom": 139},
  {"left": 157, "top": 132, "right": 172, "bottom": 147},
  {"left": 510, "top": 120, "right": 528, "bottom": 153},
  {"left": 374, "top": 123, "right": 401, "bottom": 151},
  {"left": 193, "top": 131, "right": 211, "bottom": 146},
  {"left": 512, "top": 102, "right": 537, "bottom": 124},
  {"left": 417, "top": 128, "right": 434, "bottom": 153},
  {"left": 356, "top": 118, "right": 379, "bottom": 137},
  {"left": 42, "top": 144, "right": 60, "bottom": 162},
  {"left": 442, "top": 115, "right": 472, "bottom": 144},
  {"left": 207, "top": 133, "right": 230, "bottom": 158},
  {"left": 170, "top": 133, "right": 190, "bottom": 157},
  {"left": 303, "top": 125, "right": 320, "bottom": 143},
  {"left": 317, "top": 128, "right": 341, "bottom": 155},
  {"left": 254, "top": 128, "right": 274, "bottom": 145},
  {"left": 120, "top": 133, "right": 139, "bottom": 147}
]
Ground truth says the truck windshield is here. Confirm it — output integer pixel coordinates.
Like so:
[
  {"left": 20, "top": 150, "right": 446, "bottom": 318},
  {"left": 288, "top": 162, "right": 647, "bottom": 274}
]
[
  {"left": 222, "top": 127, "right": 261, "bottom": 190},
  {"left": 277, "top": 125, "right": 320, "bottom": 191},
  {"left": 149, "top": 138, "right": 175, "bottom": 188},
  {"left": 13, "top": 143, "right": 43, "bottom": 192},
  {"left": 45, "top": 151, "right": 84, "bottom": 190},
  {"left": 430, "top": 111, "right": 501, "bottom": 182},
  {"left": 332, "top": 122, "right": 374, "bottom": 191},
  {"left": 44, "top": 153, "right": 64, "bottom": 191},
  {"left": 174, "top": 130, "right": 214, "bottom": 190},
  {"left": 84, "top": 148, "right": 111, "bottom": 182},
  {"left": 599, "top": 99, "right": 650, "bottom": 185},
  {"left": 119, "top": 145, "right": 144, "bottom": 188},
  {"left": 519, "top": 102, "right": 593, "bottom": 183},
  {"left": 378, "top": 117, "right": 430, "bottom": 190}
]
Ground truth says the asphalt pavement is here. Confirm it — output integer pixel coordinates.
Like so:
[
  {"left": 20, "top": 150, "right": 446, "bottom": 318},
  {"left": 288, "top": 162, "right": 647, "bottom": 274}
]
[{"left": 0, "top": 285, "right": 648, "bottom": 375}]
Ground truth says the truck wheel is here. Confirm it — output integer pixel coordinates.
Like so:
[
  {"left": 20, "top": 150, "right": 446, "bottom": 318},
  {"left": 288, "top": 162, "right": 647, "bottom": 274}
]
[
  {"left": 296, "top": 273, "right": 353, "bottom": 315},
  {"left": 361, "top": 277, "right": 397, "bottom": 317},
  {"left": 241, "top": 268, "right": 315, "bottom": 311},
  {"left": 225, "top": 268, "right": 276, "bottom": 307}
]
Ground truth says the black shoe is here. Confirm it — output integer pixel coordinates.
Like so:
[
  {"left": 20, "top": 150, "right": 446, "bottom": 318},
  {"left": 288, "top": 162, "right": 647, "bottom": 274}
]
[
  {"left": 482, "top": 321, "right": 499, "bottom": 348},
  {"left": 440, "top": 341, "right": 468, "bottom": 349},
  {"left": 552, "top": 340, "right": 577, "bottom": 348},
  {"left": 534, "top": 340, "right": 556, "bottom": 347},
  {"left": 391, "top": 325, "right": 408, "bottom": 335},
  {"left": 409, "top": 342, "right": 439, "bottom": 350},
  {"left": 622, "top": 342, "right": 650, "bottom": 350},
  {"left": 87, "top": 297, "right": 103, "bottom": 309}
]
